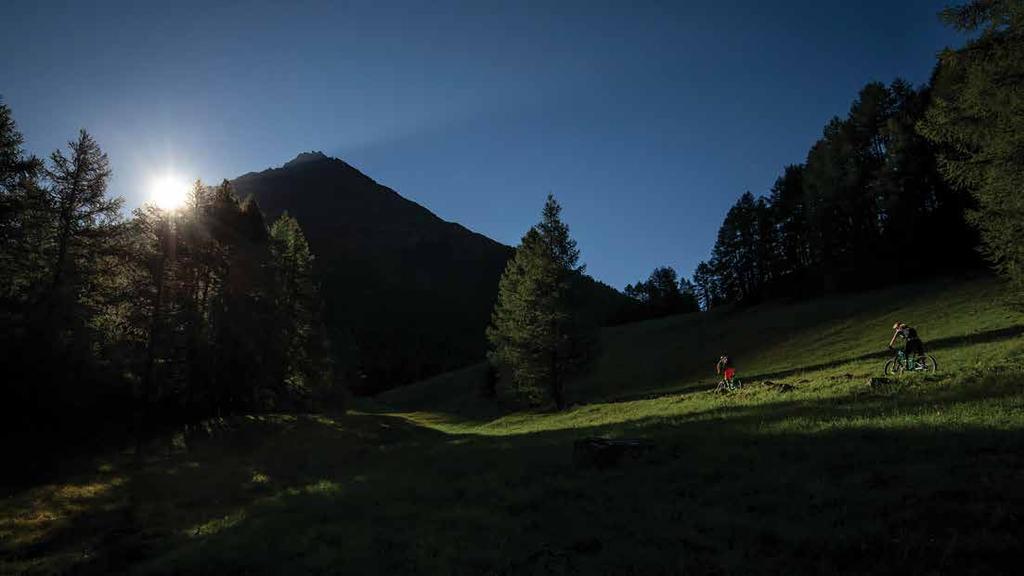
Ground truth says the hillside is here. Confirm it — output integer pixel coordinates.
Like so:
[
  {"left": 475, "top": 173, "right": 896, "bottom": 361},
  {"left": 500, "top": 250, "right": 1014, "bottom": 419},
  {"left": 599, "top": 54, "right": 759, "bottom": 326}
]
[
  {"left": 231, "top": 153, "right": 629, "bottom": 393},
  {"left": 4, "top": 276, "right": 1022, "bottom": 574},
  {"left": 379, "top": 273, "right": 1023, "bottom": 414}
]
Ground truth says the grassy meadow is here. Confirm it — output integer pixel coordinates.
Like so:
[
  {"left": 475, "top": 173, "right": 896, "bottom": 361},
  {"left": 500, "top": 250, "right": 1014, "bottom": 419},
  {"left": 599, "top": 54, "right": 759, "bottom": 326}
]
[{"left": 3, "top": 275, "right": 1023, "bottom": 574}]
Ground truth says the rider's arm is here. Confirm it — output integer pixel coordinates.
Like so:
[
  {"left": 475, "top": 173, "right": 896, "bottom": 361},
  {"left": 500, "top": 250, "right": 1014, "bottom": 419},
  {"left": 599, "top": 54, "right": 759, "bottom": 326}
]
[{"left": 888, "top": 331, "right": 899, "bottom": 349}]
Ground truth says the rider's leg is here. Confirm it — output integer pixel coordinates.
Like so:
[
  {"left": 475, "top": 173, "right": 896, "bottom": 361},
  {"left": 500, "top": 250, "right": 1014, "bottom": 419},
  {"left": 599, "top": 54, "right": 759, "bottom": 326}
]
[{"left": 908, "top": 340, "right": 925, "bottom": 369}]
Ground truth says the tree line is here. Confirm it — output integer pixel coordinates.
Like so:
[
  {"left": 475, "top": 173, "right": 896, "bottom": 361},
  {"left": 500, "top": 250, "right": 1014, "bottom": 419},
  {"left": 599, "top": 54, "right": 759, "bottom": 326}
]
[
  {"left": 0, "top": 105, "right": 340, "bottom": 471},
  {"left": 484, "top": 0, "right": 1024, "bottom": 409},
  {"left": 625, "top": 1, "right": 1022, "bottom": 313},
  {"left": 621, "top": 267, "right": 699, "bottom": 320},
  {"left": 690, "top": 77, "right": 978, "bottom": 308}
]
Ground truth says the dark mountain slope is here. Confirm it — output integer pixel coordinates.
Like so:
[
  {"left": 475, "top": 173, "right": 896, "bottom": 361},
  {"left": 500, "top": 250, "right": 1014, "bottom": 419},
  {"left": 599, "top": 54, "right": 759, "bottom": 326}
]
[{"left": 232, "top": 152, "right": 628, "bottom": 393}]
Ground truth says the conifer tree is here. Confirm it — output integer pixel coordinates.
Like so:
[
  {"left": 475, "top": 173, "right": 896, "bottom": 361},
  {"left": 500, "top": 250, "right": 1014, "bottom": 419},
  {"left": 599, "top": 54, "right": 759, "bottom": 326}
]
[
  {"left": 43, "top": 130, "right": 122, "bottom": 300},
  {"left": 920, "top": 0, "right": 1024, "bottom": 296},
  {"left": 36, "top": 130, "right": 126, "bottom": 391},
  {"left": 3, "top": 127, "right": 128, "bottom": 454},
  {"left": 0, "top": 100, "right": 47, "bottom": 309},
  {"left": 678, "top": 277, "right": 700, "bottom": 312},
  {"left": 768, "top": 164, "right": 810, "bottom": 280},
  {"left": 692, "top": 261, "right": 719, "bottom": 311},
  {"left": 486, "top": 195, "right": 593, "bottom": 409},
  {"left": 0, "top": 101, "right": 50, "bottom": 449},
  {"left": 624, "top": 266, "right": 698, "bottom": 319},
  {"left": 270, "top": 212, "right": 333, "bottom": 402},
  {"left": 0, "top": 104, "right": 346, "bottom": 461}
]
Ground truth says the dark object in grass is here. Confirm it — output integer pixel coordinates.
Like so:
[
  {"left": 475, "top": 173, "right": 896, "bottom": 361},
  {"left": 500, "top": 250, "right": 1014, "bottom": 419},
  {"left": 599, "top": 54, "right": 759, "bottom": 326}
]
[
  {"left": 573, "top": 437, "right": 654, "bottom": 469},
  {"left": 762, "top": 381, "right": 795, "bottom": 393},
  {"left": 868, "top": 377, "right": 892, "bottom": 390}
]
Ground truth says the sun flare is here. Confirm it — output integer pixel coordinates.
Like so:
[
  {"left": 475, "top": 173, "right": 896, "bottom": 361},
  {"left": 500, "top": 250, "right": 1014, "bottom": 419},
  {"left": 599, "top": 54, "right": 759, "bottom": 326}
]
[{"left": 149, "top": 174, "right": 189, "bottom": 211}]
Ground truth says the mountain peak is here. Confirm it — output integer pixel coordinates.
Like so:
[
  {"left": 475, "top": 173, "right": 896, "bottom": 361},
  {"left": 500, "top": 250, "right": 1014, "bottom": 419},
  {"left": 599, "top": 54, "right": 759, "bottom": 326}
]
[{"left": 284, "top": 151, "right": 330, "bottom": 168}]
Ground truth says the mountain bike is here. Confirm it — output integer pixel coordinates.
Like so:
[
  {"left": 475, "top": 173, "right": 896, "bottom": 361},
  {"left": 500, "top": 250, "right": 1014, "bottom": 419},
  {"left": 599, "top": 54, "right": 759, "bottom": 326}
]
[
  {"left": 883, "top": 348, "right": 937, "bottom": 376},
  {"left": 714, "top": 377, "right": 743, "bottom": 394}
]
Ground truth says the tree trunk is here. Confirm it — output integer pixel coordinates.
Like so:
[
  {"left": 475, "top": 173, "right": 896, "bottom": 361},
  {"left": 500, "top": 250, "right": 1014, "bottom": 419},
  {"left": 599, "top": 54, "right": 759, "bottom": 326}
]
[{"left": 138, "top": 240, "right": 168, "bottom": 460}]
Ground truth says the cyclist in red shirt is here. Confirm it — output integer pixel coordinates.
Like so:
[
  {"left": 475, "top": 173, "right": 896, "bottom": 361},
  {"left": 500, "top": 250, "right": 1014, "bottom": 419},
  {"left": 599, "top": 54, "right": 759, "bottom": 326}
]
[{"left": 716, "top": 354, "right": 736, "bottom": 387}]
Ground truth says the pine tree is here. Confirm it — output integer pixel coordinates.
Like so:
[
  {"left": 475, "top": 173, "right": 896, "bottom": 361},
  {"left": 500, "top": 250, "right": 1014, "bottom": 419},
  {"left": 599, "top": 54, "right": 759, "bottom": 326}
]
[
  {"left": 4, "top": 127, "right": 129, "bottom": 455},
  {"left": 486, "top": 195, "right": 593, "bottom": 409},
  {"left": 0, "top": 100, "right": 47, "bottom": 310},
  {"left": 919, "top": 0, "right": 1024, "bottom": 296},
  {"left": 647, "top": 267, "right": 681, "bottom": 306},
  {"left": 0, "top": 100, "right": 51, "bottom": 449},
  {"left": 623, "top": 266, "right": 698, "bottom": 321},
  {"left": 43, "top": 130, "right": 122, "bottom": 301},
  {"left": 35, "top": 130, "right": 126, "bottom": 389},
  {"left": 623, "top": 281, "right": 646, "bottom": 302},
  {"left": 692, "top": 261, "right": 719, "bottom": 311},
  {"left": 708, "top": 192, "right": 775, "bottom": 303},
  {"left": 270, "top": 212, "right": 334, "bottom": 403},
  {"left": 0, "top": 100, "right": 37, "bottom": 192},
  {"left": 768, "top": 164, "right": 810, "bottom": 280},
  {"left": 677, "top": 277, "right": 700, "bottom": 313}
]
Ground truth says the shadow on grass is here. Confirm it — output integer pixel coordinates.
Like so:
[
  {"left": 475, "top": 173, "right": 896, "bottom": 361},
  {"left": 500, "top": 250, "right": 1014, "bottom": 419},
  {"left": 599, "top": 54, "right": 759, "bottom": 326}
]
[
  {"left": 0, "top": 413, "right": 445, "bottom": 575},
  {"left": 60, "top": 375, "right": 1020, "bottom": 576}
]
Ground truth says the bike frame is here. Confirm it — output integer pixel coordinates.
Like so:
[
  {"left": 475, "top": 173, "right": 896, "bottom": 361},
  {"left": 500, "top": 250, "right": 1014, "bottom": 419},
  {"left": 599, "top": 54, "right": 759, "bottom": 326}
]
[{"left": 894, "top": 349, "right": 922, "bottom": 370}]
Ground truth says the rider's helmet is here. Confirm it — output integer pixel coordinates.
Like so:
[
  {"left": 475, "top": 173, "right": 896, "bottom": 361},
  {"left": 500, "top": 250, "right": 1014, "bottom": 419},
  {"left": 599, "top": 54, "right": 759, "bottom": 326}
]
[{"left": 892, "top": 322, "right": 904, "bottom": 331}]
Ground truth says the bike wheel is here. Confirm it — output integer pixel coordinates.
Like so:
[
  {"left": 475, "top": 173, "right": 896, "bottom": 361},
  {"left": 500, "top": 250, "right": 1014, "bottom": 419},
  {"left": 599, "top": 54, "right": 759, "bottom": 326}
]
[
  {"left": 918, "top": 355, "right": 937, "bottom": 372},
  {"left": 884, "top": 359, "right": 902, "bottom": 377}
]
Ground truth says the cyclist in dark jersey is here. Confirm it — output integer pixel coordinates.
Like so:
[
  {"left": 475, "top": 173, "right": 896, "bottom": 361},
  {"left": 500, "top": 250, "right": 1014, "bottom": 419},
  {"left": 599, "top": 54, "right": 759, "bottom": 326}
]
[{"left": 889, "top": 322, "right": 925, "bottom": 359}]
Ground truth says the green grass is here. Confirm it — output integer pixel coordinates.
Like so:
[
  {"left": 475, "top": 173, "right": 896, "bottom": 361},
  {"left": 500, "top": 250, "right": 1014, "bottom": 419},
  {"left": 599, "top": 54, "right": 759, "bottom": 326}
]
[{"left": 3, "top": 275, "right": 1023, "bottom": 574}]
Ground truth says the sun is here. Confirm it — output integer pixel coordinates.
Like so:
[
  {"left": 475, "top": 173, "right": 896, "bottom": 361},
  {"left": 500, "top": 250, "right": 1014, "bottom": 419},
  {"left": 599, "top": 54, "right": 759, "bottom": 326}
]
[{"left": 149, "top": 174, "right": 189, "bottom": 211}]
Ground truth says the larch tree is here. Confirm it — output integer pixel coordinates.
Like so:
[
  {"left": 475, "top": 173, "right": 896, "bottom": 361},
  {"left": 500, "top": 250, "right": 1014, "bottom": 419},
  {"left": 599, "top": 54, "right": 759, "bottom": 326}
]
[
  {"left": 919, "top": 0, "right": 1024, "bottom": 297},
  {"left": 42, "top": 130, "right": 123, "bottom": 319}
]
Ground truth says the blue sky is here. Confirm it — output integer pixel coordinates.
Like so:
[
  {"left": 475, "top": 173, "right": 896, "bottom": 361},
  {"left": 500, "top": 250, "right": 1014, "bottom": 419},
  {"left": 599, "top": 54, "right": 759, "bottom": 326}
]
[{"left": 1, "top": 0, "right": 963, "bottom": 289}]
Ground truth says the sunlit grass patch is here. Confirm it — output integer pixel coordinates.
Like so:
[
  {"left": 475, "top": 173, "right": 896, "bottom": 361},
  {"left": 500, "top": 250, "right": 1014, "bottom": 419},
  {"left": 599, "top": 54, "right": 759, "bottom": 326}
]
[
  {"left": 0, "top": 476, "right": 127, "bottom": 547},
  {"left": 187, "top": 508, "right": 247, "bottom": 538},
  {"left": 300, "top": 479, "right": 341, "bottom": 495},
  {"left": 50, "top": 477, "right": 125, "bottom": 502}
]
